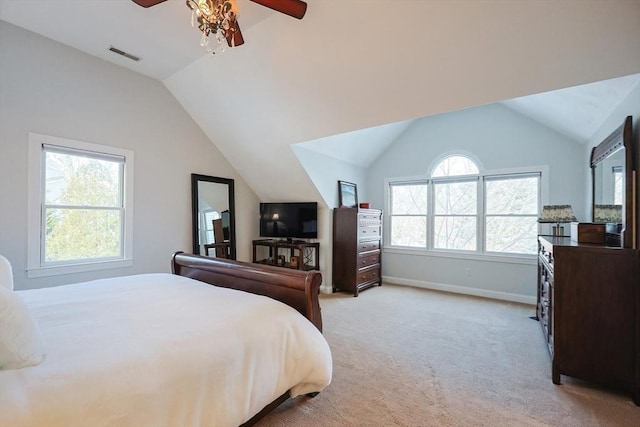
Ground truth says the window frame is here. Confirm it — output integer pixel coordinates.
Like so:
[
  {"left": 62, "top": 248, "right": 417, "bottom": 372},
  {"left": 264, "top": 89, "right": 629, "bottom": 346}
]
[
  {"left": 483, "top": 172, "right": 542, "bottom": 255},
  {"left": 388, "top": 180, "right": 429, "bottom": 248},
  {"left": 27, "top": 133, "right": 134, "bottom": 278},
  {"left": 431, "top": 174, "right": 480, "bottom": 253},
  {"left": 202, "top": 209, "right": 221, "bottom": 245},
  {"left": 385, "top": 160, "right": 548, "bottom": 262},
  {"left": 612, "top": 166, "right": 623, "bottom": 205}
]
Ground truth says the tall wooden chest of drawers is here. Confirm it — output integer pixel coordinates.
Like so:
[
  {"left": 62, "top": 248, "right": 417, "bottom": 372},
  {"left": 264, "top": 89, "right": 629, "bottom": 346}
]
[{"left": 332, "top": 208, "right": 382, "bottom": 296}]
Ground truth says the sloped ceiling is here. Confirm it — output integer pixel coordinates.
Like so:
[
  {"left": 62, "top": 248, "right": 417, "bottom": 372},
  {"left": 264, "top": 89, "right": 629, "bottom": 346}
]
[
  {"left": 295, "top": 73, "right": 639, "bottom": 166},
  {"left": 2, "top": 0, "right": 639, "bottom": 202},
  {"left": 0, "top": 0, "right": 273, "bottom": 80},
  {"left": 293, "top": 119, "right": 415, "bottom": 168},
  {"left": 502, "top": 74, "right": 640, "bottom": 143}
]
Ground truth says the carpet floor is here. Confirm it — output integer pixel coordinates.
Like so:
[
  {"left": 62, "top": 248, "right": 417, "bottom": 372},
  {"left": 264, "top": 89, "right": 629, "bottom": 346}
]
[{"left": 258, "top": 284, "right": 639, "bottom": 426}]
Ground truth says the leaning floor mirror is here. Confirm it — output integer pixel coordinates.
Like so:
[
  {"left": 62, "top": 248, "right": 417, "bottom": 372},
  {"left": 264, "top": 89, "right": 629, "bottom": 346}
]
[{"left": 191, "top": 174, "right": 236, "bottom": 259}]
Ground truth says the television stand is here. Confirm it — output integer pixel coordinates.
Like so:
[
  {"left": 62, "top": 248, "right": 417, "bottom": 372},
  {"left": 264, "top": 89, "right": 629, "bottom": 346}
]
[{"left": 252, "top": 239, "right": 319, "bottom": 271}]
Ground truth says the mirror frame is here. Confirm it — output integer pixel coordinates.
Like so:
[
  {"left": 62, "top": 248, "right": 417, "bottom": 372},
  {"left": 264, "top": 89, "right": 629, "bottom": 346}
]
[
  {"left": 191, "top": 174, "right": 237, "bottom": 259},
  {"left": 590, "top": 116, "right": 634, "bottom": 248}
]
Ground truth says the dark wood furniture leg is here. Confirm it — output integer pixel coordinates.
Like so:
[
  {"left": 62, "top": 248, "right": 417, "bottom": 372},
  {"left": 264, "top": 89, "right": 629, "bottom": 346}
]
[{"left": 552, "top": 362, "right": 560, "bottom": 385}]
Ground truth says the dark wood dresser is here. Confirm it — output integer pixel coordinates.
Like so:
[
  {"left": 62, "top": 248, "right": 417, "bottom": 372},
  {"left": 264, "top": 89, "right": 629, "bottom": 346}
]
[
  {"left": 332, "top": 208, "right": 382, "bottom": 296},
  {"left": 537, "top": 235, "right": 639, "bottom": 405}
]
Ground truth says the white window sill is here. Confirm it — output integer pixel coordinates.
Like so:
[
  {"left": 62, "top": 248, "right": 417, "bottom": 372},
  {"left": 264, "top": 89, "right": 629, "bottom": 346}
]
[
  {"left": 27, "top": 259, "right": 134, "bottom": 278},
  {"left": 383, "top": 246, "right": 536, "bottom": 265}
]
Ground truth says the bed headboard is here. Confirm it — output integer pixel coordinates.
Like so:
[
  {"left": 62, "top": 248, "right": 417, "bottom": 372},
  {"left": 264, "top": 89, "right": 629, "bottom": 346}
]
[{"left": 171, "top": 252, "right": 323, "bottom": 331}]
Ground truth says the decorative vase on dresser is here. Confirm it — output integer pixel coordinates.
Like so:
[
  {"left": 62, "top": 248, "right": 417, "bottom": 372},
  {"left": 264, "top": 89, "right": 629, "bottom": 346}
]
[
  {"left": 332, "top": 208, "right": 382, "bottom": 297},
  {"left": 537, "top": 235, "right": 639, "bottom": 405}
]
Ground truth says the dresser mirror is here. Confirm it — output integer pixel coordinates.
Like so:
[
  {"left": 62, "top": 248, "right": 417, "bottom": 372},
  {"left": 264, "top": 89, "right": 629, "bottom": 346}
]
[
  {"left": 191, "top": 174, "right": 236, "bottom": 259},
  {"left": 590, "top": 116, "right": 634, "bottom": 248}
]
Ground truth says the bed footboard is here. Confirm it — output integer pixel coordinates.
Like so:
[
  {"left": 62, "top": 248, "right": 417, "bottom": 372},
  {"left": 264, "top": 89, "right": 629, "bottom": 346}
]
[{"left": 171, "top": 252, "right": 323, "bottom": 331}]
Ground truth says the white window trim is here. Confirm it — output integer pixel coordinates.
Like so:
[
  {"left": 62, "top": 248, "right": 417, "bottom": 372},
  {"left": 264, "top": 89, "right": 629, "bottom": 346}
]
[
  {"left": 201, "top": 209, "right": 220, "bottom": 248},
  {"left": 384, "top": 164, "right": 549, "bottom": 260},
  {"left": 432, "top": 175, "right": 480, "bottom": 251},
  {"left": 27, "top": 133, "right": 134, "bottom": 278},
  {"left": 427, "top": 149, "right": 485, "bottom": 177},
  {"left": 384, "top": 246, "right": 537, "bottom": 266},
  {"left": 483, "top": 171, "right": 543, "bottom": 255},
  {"left": 387, "top": 180, "right": 429, "bottom": 248}
]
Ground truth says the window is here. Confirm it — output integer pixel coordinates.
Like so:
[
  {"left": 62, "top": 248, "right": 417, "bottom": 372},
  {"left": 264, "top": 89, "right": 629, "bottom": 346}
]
[
  {"left": 387, "top": 154, "right": 541, "bottom": 256},
  {"left": 485, "top": 175, "right": 540, "bottom": 254},
  {"left": 613, "top": 166, "right": 623, "bottom": 205},
  {"left": 389, "top": 183, "right": 427, "bottom": 247},
  {"left": 203, "top": 210, "right": 221, "bottom": 244},
  {"left": 432, "top": 155, "right": 478, "bottom": 251},
  {"left": 432, "top": 155, "right": 479, "bottom": 177},
  {"left": 433, "top": 178, "right": 478, "bottom": 251},
  {"left": 28, "top": 133, "right": 134, "bottom": 277}
]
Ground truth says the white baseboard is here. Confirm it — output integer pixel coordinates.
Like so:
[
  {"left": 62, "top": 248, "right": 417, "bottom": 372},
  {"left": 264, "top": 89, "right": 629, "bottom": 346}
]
[
  {"left": 319, "top": 284, "right": 333, "bottom": 294},
  {"left": 382, "top": 275, "right": 536, "bottom": 305}
]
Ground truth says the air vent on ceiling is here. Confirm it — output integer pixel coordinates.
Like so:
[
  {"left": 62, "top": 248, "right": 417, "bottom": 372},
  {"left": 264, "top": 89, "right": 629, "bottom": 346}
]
[{"left": 108, "top": 46, "right": 141, "bottom": 62}]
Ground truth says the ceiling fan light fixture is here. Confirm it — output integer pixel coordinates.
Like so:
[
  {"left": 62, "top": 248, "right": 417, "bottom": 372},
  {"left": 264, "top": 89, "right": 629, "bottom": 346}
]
[
  {"left": 186, "top": 0, "right": 243, "bottom": 54},
  {"left": 134, "top": 0, "right": 306, "bottom": 54},
  {"left": 251, "top": 0, "right": 307, "bottom": 19}
]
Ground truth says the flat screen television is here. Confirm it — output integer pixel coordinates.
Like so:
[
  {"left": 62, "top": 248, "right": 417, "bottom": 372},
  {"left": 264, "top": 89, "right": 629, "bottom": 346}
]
[{"left": 259, "top": 202, "right": 318, "bottom": 239}]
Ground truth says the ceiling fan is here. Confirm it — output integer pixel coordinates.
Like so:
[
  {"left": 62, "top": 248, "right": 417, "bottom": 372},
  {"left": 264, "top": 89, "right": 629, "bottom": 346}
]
[{"left": 132, "top": 0, "right": 307, "bottom": 50}]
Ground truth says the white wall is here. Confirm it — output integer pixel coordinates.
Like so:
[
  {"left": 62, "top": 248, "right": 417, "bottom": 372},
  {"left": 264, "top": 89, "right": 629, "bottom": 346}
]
[
  {"left": 0, "top": 22, "right": 259, "bottom": 290},
  {"left": 293, "top": 146, "right": 370, "bottom": 291},
  {"left": 367, "top": 103, "right": 586, "bottom": 303},
  {"left": 293, "top": 146, "right": 369, "bottom": 208}
]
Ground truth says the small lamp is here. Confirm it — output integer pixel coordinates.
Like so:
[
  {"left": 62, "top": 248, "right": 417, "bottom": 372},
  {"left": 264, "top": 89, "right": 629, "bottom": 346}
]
[
  {"left": 538, "top": 205, "right": 577, "bottom": 237},
  {"left": 272, "top": 213, "right": 279, "bottom": 235},
  {"left": 593, "top": 204, "right": 622, "bottom": 223}
]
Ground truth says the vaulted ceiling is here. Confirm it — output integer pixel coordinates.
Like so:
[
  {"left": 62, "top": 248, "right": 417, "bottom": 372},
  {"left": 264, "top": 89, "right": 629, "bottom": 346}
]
[{"left": 1, "top": 0, "right": 639, "bottom": 200}]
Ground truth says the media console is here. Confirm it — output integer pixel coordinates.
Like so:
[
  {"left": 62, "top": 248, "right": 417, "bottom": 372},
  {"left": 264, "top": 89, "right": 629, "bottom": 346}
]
[{"left": 252, "top": 239, "right": 320, "bottom": 271}]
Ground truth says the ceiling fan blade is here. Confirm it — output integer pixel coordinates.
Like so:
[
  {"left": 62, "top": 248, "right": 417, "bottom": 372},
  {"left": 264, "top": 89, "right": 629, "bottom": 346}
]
[
  {"left": 250, "top": 0, "right": 307, "bottom": 19},
  {"left": 131, "top": 0, "right": 168, "bottom": 7},
  {"left": 225, "top": 18, "right": 245, "bottom": 48}
]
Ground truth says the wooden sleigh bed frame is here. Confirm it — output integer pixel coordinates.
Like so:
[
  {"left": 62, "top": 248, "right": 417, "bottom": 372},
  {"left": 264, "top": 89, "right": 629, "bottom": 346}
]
[
  {"left": 171, "top": 252, "right": 325, "bottom": 426},
  {"left": 1, "top": 252, "right": 328, "bottom": 427}
]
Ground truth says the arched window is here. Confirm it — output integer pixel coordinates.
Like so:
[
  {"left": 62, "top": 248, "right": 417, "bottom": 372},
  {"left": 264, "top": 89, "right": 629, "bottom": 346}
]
[
  {"left": 431, "top": 155, "right": 479, "bottom": 178},
  {"left": 388, "top": 151, "right": 541, "bottom": 255},
  {"left": 431, "top": 155, "right": 480, "bottom": 251}
]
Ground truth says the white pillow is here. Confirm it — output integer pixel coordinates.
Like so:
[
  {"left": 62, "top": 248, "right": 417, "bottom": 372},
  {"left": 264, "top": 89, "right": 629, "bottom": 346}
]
[
  {"left": 0, "top": 286, "right": 46, "bottom": 370},
  {"left": 0, "top": 255, "right": 13, "bottom": 291}
]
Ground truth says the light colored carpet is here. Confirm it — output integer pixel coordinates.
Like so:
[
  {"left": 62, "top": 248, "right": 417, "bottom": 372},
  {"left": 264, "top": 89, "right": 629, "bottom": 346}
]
[{"left": 258, "top": 284, "right": 639, "bottom": 426}]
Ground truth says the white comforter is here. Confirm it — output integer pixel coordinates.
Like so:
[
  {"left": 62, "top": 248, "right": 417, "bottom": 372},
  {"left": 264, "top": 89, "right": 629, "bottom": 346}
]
[{"left": 0, "top": 273, "right": 332, "bottom": 427}]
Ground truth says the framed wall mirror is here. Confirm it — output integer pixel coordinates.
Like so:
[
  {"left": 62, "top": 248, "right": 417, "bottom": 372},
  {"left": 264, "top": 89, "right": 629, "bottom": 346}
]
[
  {"left": 591, "top": 116, "right": 635, "bottom": 248},
  {"left": 191, "top": 174, "right": 236, "bottom": 259}
]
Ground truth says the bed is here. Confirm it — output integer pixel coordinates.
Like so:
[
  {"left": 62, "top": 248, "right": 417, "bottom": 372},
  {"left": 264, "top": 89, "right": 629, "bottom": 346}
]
[{"left": 0, "top": 252, "right": 332, "bottom": 427}]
